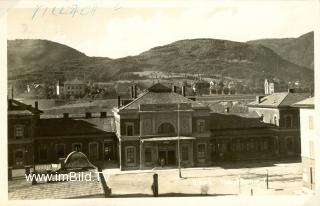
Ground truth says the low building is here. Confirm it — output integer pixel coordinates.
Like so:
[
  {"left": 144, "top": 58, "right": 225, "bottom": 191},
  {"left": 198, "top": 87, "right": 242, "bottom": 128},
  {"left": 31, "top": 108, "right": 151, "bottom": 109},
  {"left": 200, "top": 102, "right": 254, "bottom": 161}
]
[{"left": 293, "top": 97, "right": 316, "bottom": 192}]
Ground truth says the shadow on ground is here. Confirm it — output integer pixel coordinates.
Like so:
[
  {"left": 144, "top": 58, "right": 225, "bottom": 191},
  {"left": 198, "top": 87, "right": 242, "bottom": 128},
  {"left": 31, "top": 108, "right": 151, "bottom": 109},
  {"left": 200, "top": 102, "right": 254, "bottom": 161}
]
[{"left": 110, "top": 193, "right": 235, "bottom": 198}]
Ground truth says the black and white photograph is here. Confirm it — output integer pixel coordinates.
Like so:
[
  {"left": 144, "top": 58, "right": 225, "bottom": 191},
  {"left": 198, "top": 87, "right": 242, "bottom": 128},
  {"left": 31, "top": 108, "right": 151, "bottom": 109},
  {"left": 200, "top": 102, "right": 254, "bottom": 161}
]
[{"left": 1, "top": 0, "right": 320, "bottom": 205}]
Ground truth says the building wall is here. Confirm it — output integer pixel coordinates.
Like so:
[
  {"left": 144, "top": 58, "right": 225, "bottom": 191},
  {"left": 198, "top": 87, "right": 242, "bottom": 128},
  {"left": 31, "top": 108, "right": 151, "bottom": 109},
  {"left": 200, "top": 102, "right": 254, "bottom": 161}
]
[
  {"left": 8, "top": 116, "right": 36, "bottom": 168},
  {"left": 299, "top": 108, "right": 316, "bottom": 190},
  {"left": 64, "top": 84, "right": 85, "bottom": 96}
]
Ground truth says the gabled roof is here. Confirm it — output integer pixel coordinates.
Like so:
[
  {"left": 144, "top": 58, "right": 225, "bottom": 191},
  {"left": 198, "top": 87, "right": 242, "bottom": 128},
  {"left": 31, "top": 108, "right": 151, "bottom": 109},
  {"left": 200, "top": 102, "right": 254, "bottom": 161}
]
[
  {"left": 292, "top": 97, "right": 314, "bottom": 109},
  {"left": 8, "top": 99, "right": 43, "bottom": 116},
  {"left": 118, "top": 83, "right": 207, "bottom": 111},
  {"left": 247, "top": 92, "right": 310, "bottom": 108}
]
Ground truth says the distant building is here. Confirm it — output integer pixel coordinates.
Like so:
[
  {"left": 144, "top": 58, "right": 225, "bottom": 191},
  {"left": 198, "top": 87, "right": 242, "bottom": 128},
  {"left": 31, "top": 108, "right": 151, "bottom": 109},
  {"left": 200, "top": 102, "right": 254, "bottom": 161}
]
[
  {"left": 293, "top": 97, "right": 316, "bottom": 192},
  {"left": 64, "top": 78, "right": 86, "bottom": 96},
  {"left": 248, "top": 91, "right": 310, "bottom": 157},
  {"left": 192, "top": 80, "right": 210, "bottom": 95},
  {"left": 264, "top": 79, "right": 274, "bottom": 95}
]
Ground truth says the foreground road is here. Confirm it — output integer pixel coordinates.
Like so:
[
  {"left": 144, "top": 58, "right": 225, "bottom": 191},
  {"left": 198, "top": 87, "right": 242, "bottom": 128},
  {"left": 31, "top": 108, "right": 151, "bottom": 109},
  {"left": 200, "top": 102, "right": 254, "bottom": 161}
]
[{"left": 104, "top": 160, "right": 303, "bottom": 197}]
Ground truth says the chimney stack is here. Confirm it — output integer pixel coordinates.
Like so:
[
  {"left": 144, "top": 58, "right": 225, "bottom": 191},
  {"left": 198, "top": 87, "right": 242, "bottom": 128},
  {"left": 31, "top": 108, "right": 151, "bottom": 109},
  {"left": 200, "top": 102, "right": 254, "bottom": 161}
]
[
  {"left": 118, "top": 96, "right": 121, "bottom": 108},
  {"left": 34, "top": 101, "right": 38, "bottom": 110},
  {"left": 63, "top": 113, "right": 69, "bottom": 118},
  {"left": 130, "top": 86, "right": 134, "bottom": 99},
  {"left": 256, "top": 95, "right": 264, "bottom": 104},
  {"left": 134, "top": 84, "right": 137, "bottom": 98},
  {"left": 182, "top": 85, "right": 186, "bottom": 97},
  {"left": 172, "top": 85, "right": 177, "bottom": 93},
  {"left": 288, "top": 88, "right": 294, "bottom": 93}
]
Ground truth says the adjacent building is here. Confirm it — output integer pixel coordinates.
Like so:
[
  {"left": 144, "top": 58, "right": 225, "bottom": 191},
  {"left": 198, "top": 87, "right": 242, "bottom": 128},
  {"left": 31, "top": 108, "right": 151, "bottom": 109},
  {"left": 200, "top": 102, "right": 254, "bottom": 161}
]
[
  {"left": 293, "top": 97, "right": 316, "bottom": 191},
  {"left": 8, "top": 99, "right": 42, "bottom": 168},
  {"left": 248, "top": 90, "right": 310, "bottom": 157}
]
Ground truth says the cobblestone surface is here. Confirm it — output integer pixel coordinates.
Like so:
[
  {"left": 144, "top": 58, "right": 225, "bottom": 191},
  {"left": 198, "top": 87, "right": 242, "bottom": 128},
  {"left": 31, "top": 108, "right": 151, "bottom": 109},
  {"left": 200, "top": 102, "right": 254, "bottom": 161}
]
[{"left": 8, "top": 170, "right": 105, "bottom": 200}]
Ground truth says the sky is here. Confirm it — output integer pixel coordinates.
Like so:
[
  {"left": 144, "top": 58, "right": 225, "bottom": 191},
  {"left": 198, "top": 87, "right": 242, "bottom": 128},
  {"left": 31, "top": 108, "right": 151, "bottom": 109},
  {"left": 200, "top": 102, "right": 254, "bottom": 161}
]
[{"left": 6, "top": 1, "right": 317, "bottom": 58}]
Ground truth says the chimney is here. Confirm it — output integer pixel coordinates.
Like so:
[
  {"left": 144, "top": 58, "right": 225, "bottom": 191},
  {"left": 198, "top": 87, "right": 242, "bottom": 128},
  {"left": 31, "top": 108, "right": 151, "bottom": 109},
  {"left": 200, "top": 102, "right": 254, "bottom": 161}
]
[
  {"left": 63, "top": 113, "right": 69, "bottom": 118},
  {"left": 256, "top": 95, "right": 264, "bottom": 104},
  {"left": 118, "top": 96, "right": 121, "bottom": 108},
  {"left": 134, "top": 84, "right": 137, "bottom": 98},
  {"left": 130, "top": 86, "right": 134, "bottom": 99},
  {"left": 34, "top": 101, "right": 38, "bottom": 110},
  {"left": 288, "top": 88, "right": 294, "bottom": 93},
  {"left": 182, "top": 85, "right": 186, "bottom": 97},
  {"left": 172, "top": 85, "right": 177, "bottom": 93},
  {"left": 85, "top": 112, "right": 92, "bottom": 118},
  {"left": 100, "top": 112, "right": 107, "bottom": 118}
]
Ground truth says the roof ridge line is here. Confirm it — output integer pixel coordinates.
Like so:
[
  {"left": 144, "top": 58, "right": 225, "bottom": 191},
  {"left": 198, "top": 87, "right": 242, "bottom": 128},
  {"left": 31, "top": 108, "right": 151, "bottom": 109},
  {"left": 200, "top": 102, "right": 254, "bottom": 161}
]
[
  {"left": 119, "top": 90, "right": 150, "bottom": 110},
  {"left": 277, "top": 92, "right": 290, "bottom": 107}
]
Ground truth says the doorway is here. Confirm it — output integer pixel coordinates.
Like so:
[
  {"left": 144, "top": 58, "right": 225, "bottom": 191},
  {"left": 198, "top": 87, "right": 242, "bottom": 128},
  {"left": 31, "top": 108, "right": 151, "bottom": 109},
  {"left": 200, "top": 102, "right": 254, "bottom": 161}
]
[{"left": 158, "top": 150, "right": 176, "bottom": 166}]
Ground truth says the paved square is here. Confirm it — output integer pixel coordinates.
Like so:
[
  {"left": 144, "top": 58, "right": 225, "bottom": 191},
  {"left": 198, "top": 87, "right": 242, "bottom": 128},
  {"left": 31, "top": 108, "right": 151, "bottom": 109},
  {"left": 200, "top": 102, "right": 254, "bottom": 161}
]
[{"left": 104, "top": 160, "right": 303, "bottom": 197}]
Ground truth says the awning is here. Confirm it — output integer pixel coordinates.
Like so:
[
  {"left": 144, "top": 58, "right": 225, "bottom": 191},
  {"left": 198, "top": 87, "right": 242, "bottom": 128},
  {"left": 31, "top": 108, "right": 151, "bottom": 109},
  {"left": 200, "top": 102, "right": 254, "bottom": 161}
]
[{"left": 141, "top": 136, "right": 196, "bottom": 142}]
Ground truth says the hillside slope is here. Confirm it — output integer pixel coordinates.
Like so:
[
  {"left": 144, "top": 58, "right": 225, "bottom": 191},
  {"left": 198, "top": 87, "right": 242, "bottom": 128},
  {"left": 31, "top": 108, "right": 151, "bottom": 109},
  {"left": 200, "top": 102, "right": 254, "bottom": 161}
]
[{"left": 247, "top": 31, "right": 314, "bottom": 69}]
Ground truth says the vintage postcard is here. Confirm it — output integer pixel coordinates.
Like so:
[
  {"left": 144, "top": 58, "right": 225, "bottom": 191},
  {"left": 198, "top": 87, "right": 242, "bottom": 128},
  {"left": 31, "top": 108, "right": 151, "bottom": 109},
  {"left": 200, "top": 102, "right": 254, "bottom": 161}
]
[{"left": 0, "top": 0, "right": 320, "bottom": 205}]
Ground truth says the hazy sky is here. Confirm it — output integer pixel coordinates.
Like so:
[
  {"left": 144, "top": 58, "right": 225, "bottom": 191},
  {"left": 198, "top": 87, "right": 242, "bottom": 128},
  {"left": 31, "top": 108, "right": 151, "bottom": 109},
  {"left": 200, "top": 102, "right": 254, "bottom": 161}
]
[{"left": 7, "top": 1, "right": 317, "bottom": 58}]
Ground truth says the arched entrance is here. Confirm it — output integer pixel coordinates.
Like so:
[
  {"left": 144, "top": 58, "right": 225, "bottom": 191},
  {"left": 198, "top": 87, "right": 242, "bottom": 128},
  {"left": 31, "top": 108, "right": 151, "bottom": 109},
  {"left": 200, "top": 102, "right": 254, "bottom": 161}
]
[{"left": 158, "top": 122, "right": 175, "bottom": 135}]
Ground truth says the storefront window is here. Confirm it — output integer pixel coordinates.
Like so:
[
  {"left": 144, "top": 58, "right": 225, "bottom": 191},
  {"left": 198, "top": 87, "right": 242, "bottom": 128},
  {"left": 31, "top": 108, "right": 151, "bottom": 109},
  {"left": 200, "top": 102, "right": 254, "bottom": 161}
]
[
  {"left": 182, "top": 146, "right": 189, "bottom": 161},
  {"left": 197, "top": 143, "right": 206, "bottom": 158}
]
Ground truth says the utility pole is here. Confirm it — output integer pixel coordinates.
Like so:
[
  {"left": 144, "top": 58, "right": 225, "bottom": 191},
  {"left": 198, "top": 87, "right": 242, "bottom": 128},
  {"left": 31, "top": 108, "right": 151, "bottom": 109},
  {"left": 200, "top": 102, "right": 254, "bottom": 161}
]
[{"left": 177, "top": 103, "right": 182, "bottom": 178}]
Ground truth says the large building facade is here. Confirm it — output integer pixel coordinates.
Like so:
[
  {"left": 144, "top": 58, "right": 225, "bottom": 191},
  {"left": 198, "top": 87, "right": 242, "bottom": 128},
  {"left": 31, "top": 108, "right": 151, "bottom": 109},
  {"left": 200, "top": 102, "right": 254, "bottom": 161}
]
[
  {"left": 8, "top": 83, "right": 308, "bottom": 171},
  {"left": 293, "top": 97, "right": 316, "bottom": 192}
]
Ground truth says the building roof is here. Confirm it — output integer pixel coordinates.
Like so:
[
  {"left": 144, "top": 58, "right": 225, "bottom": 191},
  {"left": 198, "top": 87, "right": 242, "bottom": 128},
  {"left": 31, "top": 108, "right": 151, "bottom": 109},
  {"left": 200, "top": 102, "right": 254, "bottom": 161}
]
[
  {"left": 35, "top": 117, "right": 115, "bottom": 137},
  {"left": 8, "top": 99, "right": 43, "bottom": 116},
  {"left": 118, "top": 83, "right": 207, "bottom": 111},
  {"left": 247, "top": 92, "right": 310, "bottom": 108},
  {"left": 64, "top": 78, "right": 85, "bottom": 85},
  {"left": 292, "top": 97, "right": 314, "bottom": 109}
]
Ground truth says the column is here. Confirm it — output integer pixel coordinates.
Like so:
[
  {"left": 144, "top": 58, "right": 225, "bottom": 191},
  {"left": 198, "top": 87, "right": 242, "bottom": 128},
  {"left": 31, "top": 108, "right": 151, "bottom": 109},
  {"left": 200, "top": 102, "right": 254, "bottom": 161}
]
[
  {"left": 119, "top": 140, "right": 122, "bottom": 171},
  {"left": 140, "top": 140, "right": 143, "bottom": 169}
]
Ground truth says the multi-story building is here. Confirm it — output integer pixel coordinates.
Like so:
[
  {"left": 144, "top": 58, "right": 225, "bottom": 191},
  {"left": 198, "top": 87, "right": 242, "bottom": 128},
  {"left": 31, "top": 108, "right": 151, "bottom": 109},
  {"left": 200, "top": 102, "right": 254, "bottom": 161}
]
[
  {"left": 8, "top": 99, "right": 42, "bottom": 168},
  {"left": 64, "top": 78, "right": 86, "bottom": 97},
  {"left": 293, "top": 97, "right": 316, "bottom": 192},
  {"left": 248, "top": 90, "right": 310, "bottom": 157},
  {"left": 113, "top": 83, "right": 211, "bottom": 170}
]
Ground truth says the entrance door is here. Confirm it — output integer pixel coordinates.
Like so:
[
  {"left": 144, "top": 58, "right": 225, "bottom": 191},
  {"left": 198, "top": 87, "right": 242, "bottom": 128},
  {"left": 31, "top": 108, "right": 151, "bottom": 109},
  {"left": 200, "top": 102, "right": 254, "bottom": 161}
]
[
  {"left": 159, "top": 151, "right": 166, "bottom": 165},
  {"left": 167, "top": 150, "right": 176, "bottom": 165},
  {"left": 104, "top": 143, "right": 114, "bottom": 160}
]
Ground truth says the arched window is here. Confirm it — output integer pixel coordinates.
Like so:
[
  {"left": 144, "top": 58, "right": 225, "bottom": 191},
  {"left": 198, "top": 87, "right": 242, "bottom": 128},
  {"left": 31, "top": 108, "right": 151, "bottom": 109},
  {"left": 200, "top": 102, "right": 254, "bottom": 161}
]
[
  {"left": 158, "top": 123, "right": 175, "bottom": 135},
  {"left": 273, "top": 115, "right": 278, "bottom": 125}
]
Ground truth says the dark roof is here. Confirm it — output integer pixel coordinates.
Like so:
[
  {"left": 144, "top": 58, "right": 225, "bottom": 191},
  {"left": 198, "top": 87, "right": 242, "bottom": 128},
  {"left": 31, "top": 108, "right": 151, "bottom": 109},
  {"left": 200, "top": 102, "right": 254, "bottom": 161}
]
[
  {"left": 210, "top": 112, "right": 270, "bottom": 130},
  {"left": 247, "top": 92, "right": 310, "bottom": 108},
  {"left": 119, "top": 83, "right": 207, "bottom": 111},
  {"left": 8, "top": 99, "right": 43, "bottom": 115},
  {"left": 35, "top": 117, "right": 115, "bottom": 137}
]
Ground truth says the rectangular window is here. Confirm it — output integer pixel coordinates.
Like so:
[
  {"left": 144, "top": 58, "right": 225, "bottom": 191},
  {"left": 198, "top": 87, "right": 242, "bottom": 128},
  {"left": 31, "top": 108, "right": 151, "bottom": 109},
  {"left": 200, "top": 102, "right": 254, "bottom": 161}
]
[
  {"left": 56, "top": 144, "right": 65, "bottom": 159},
  {"left": 72, "top": 143, "right": 82, "bottom": 152},
  {"left": 144, "top": 148, "right": 152, "bottom": 163},
  {"left": 14, "top": 125, "right": 24, "bottom": 139},
  {"left": 89, "top": 142, "right": 99, "bottom": 161},
  {"left": 309, "top": 116, "right": 314, "bottom": 130},
  {"left": 197, "top": 120, "right": 205, "bottom": 133},
  {"left": 284, "top": 115, "right": 293, "bottom": 128},
  {"left": 125, "top": 122, "right": 134, "bottom": 136},
  {"left": 197, "top": 143, "right": 206, "bottom": 158},
  {"left": 126, "top": 146, "right": 136, "bottom": 165},
  {"left": 309, "top": 141, "right": 314, "bottom": 158},
  {"left": 182, "top": 145, "right": 189, "bottom": 161},
  {"left": 39, "top": 145, "right": 48, "bottom": 161}
]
